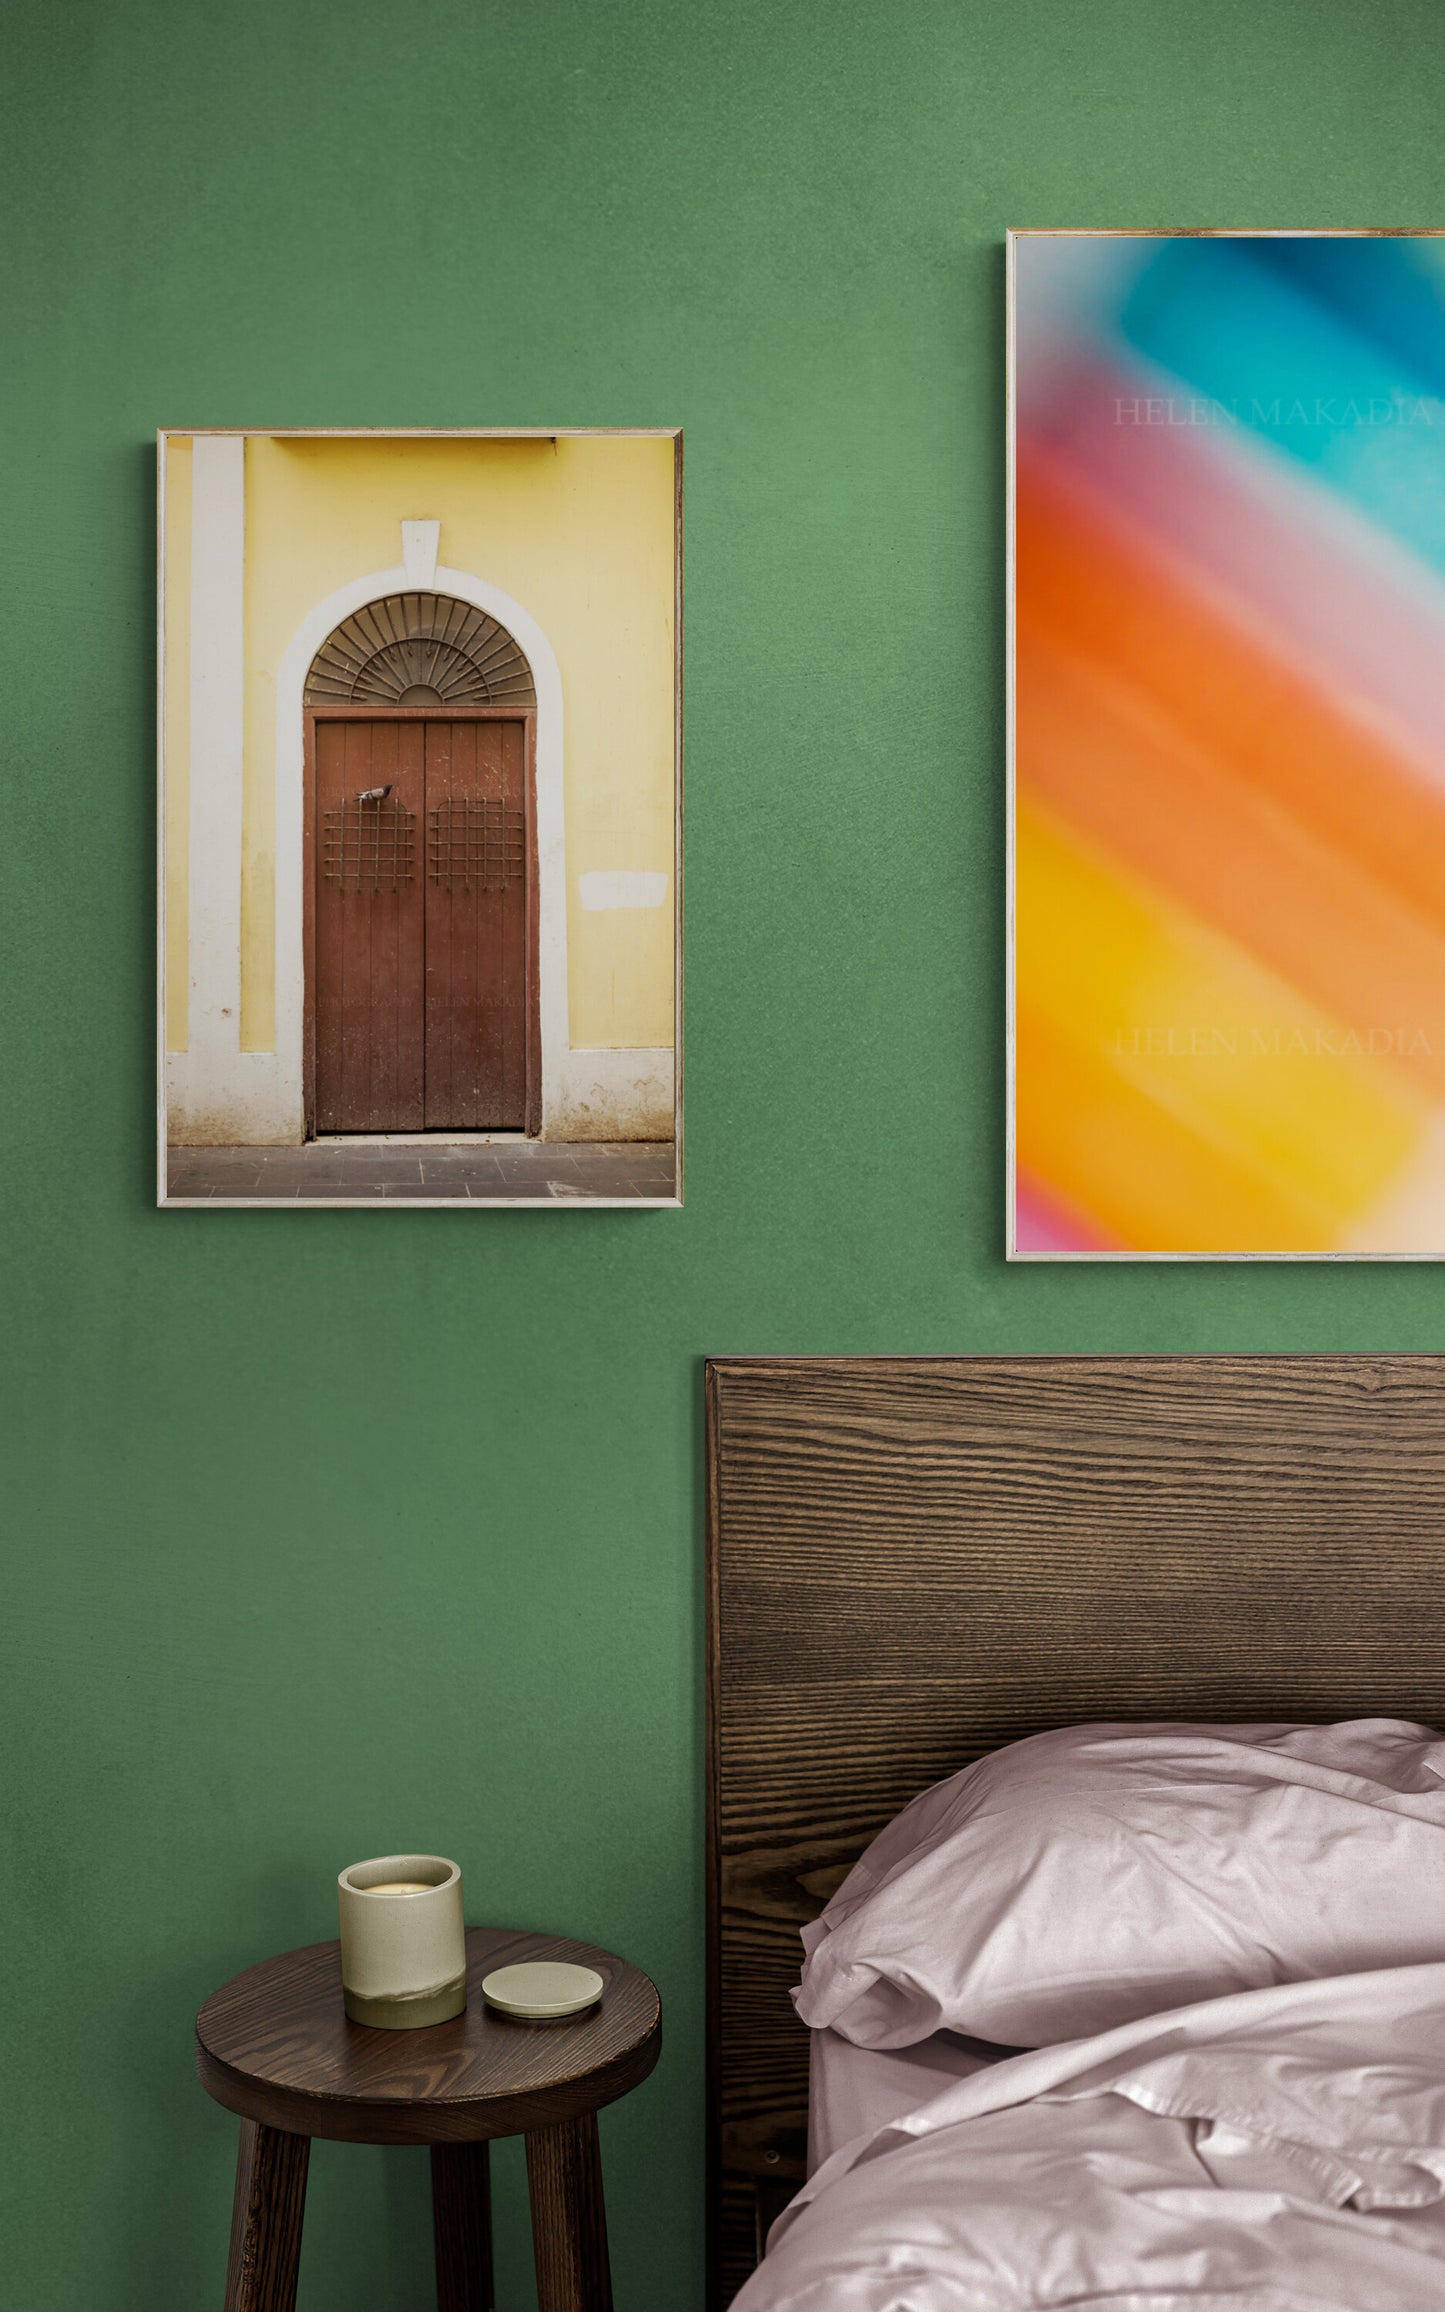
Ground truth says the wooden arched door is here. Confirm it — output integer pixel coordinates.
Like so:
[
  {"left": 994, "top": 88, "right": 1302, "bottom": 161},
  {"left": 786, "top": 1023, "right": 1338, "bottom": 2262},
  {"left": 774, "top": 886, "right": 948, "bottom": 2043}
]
[{"left": 302, "top": 595, "right": 540, "bottom": 1135}]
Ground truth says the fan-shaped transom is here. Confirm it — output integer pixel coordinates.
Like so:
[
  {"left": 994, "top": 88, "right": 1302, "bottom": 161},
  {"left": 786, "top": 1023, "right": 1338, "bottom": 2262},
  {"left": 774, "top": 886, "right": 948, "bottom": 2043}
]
[{"left": 305, "top": 592, "right": 536, "bottom": 708}]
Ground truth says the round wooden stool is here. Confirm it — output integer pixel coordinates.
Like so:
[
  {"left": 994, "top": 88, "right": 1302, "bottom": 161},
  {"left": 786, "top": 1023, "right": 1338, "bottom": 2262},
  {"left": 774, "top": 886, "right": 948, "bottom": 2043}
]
[{"left": 195, "top": 1923, "right": 662, "bottom": 2312}]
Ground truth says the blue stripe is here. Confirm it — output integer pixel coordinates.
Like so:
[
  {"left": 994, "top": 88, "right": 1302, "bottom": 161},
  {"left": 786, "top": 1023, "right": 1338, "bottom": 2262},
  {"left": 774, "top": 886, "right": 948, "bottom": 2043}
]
[
  {"left": 1117, "top": 238, "right": 1445, "bottom": 573},
  {"left": 1249, "top": 235, "right": 1445, "bottom": 399}
]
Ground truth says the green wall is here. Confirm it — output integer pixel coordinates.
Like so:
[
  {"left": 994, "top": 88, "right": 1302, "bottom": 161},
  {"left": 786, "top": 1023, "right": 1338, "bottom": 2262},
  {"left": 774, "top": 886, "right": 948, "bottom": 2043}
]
[{"left": 6, "top": 4, "right": 1445, "bottom": 2305}]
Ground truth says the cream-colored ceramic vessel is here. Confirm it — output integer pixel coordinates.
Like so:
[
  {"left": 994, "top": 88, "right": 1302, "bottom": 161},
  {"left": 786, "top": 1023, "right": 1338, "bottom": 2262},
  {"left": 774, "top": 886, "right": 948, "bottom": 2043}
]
[{"left": 337, "top": 1854, "right": 466, "bottom": 2028}]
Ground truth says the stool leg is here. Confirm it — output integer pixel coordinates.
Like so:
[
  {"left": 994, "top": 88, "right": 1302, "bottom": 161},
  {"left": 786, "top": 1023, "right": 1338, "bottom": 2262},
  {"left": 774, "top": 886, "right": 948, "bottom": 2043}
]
[
  {"left": 430, "top": 2141, "right": 495, "bottom": 2312},
  {"left": 223, "top": 2119, "right": 310, "bottom": 2312},
  {"left": 525, "top": 2113, "right": 612, "bottom": 2312}
]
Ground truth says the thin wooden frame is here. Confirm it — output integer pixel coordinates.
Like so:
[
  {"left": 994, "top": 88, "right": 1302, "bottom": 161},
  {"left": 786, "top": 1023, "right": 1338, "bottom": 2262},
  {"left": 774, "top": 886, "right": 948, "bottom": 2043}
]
[
  {"left": 1006, "top": 230, "right": 1445, "bottom": 1262},
  {"left": 155, "top": 426, "right": 683, "bottom": 1209},
  {"left": 707, "top": 1350, "right": 1445, "bottom": 2303}
]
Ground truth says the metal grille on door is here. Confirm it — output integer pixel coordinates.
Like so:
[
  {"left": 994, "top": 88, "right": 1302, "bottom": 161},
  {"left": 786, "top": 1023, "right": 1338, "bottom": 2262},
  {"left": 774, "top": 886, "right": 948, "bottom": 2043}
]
[
  {"left": 428, "top": 797, "right": 526, "bottom": 891},
  {"left": 322, "top": 794, "right": 417, "bottom": 892}
]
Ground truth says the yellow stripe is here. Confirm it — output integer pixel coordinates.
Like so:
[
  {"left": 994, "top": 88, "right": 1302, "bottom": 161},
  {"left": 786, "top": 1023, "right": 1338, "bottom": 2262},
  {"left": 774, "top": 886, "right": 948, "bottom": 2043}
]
[{"left": 1016, "top": 802, "right": 1425, "bottom": 1251}]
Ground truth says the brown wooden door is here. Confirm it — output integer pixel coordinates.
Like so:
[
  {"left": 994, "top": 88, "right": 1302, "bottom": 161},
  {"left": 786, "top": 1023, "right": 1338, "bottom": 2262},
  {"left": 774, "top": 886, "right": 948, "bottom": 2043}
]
[
  {"left": 312, "top": 714, "right": 530, "bottom": 1133},
  {"left": 314, "top": 717, "right": 426, "bottom": 1132},
  {"left": 423, "top": 717, "right": 529, "bottom": 1130}
]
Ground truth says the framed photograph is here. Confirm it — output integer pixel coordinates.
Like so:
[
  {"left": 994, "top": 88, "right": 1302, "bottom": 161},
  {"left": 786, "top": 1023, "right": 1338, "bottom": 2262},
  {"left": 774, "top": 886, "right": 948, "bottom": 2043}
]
[
  {"left": 158, "top": 427, "right": 681, "bottom": 1207},
  {"left": 1009, "top": 230, "right": 1445, "bottom": 1259}
]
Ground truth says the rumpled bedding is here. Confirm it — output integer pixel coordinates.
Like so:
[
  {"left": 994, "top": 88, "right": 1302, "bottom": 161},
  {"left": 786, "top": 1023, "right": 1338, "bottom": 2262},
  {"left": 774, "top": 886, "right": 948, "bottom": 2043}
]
[
  {"left": 735, "top": 1965, "right": 1445, "bottom": 2310},
  {"left": 796, "top": 1720, "right": 1445, "bottom": 2049},
  {"left": 808, "top": 2025, "right": 1009, "bottom": 2173}
]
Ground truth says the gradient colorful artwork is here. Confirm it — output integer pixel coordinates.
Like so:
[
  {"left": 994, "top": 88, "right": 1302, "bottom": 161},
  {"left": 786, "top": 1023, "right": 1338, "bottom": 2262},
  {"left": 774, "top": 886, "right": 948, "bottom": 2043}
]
[{"left": 1010, "top": 230, "right": 1445, "bottom": 1258}]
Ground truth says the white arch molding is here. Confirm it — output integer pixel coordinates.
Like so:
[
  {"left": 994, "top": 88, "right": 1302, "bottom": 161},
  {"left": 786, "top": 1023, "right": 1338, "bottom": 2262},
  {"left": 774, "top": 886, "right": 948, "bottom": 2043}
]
[{"left": 273, "top": 560, "right": 570, "bottom": 1141}]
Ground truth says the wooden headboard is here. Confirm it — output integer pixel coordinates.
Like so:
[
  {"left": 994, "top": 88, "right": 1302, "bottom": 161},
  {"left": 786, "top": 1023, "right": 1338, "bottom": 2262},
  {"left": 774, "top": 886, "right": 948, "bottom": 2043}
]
[{"left": 705, "top": 1353, "right": 1445, "bottom": 2303}]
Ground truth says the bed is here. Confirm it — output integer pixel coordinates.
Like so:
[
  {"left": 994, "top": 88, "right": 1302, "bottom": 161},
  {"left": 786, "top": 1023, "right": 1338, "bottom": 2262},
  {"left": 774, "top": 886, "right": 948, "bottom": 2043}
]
[{"left": 705, "top": 1353, "right": 1445, "bottom": 2305}]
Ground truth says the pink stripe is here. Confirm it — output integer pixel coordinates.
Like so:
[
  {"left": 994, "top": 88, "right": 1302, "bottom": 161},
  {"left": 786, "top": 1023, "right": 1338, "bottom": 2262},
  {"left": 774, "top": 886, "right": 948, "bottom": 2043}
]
[
  {"left": 1015, "top": 1176, "right": 1121, "bottom": 1254},
  {"left": 1025, "top": 352, "right": 1445, "bottom": 789}
]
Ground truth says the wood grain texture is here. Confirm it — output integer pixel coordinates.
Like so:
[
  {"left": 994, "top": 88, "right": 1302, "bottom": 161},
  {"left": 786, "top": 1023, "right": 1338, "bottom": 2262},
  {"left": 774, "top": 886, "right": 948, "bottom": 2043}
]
[
  {"left": 314, "top": 717, "right": 425, "bottom": 1132},
  {"left": 196, "top": 1925, "right": 660, "bottom": 2145},
  {"left": 306, "top": 707, "right": 536, "bottom": 1138},
  {"left": 525, "top": 2112, "right": 612, "bottom": 2312},
  {"left": 423, "top": 716, "right": 528, "bottom": 1130},
  {"left": 431, "top": 2140, "right": 494, "bottom": 2312},
  {"left": 223, "top": 2119, "right": 310, "bottom": 2312},
  {"left": 705, "top": 1353, "right": 1445, "bottom": 2304}
]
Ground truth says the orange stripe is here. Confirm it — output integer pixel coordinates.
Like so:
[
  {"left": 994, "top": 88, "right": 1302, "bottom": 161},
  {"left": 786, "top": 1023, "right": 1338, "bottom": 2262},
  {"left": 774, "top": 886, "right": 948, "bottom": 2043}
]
[
  {"left": 1017, "top": 446, "right": 1445, "bottom": 941},
  {"left": 1018, "top": 633, "right": 1445, "bottom": 1100}
]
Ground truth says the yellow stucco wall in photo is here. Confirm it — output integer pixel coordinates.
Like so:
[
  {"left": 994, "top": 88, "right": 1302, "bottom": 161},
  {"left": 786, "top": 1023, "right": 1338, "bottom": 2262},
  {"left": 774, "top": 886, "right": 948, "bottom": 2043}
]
[
  {"left": 162, "top": 437, "right": 191, "bottom": 1052},
  {"left": 232, "top": 433, "right": 677, "bottom": 1054}
]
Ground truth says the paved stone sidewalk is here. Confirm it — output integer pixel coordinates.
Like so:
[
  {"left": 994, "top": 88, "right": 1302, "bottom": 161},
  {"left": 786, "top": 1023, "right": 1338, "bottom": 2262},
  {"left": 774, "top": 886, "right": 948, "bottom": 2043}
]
[{"left": 166, "top": 1139, "right": 678, "bottom": 1202}]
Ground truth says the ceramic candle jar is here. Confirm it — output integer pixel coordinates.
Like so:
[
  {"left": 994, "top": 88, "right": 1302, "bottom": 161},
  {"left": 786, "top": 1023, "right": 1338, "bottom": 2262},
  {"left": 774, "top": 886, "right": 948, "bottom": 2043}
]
[{"left": 337, "top": 1854, "right": 466, "bottom": 2028}]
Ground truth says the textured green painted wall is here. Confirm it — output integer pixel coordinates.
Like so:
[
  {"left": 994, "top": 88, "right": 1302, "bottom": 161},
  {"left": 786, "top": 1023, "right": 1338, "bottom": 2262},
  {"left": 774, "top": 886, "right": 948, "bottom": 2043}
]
[{"left": 6, "top": 4, "right": 1445, "bottom": 2306}]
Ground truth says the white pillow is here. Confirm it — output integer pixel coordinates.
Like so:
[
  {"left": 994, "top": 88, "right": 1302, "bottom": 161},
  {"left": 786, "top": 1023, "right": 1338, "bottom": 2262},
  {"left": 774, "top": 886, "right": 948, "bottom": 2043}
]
[{"left": 794, "top": 1719, "right": 1445, "bottom": 2048}]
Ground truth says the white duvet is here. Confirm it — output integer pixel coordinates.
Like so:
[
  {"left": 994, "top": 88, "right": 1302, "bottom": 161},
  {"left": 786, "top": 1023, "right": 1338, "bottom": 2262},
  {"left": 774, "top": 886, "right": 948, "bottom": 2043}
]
[{"left": 734, "top": 1965, "right": 1445, "bottom": 2310}]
